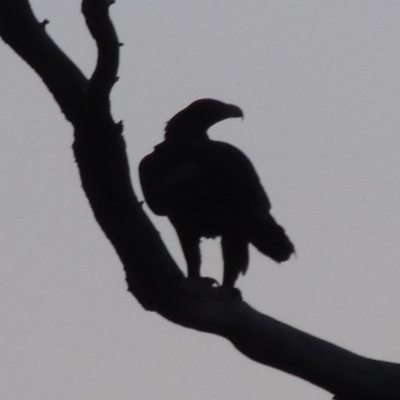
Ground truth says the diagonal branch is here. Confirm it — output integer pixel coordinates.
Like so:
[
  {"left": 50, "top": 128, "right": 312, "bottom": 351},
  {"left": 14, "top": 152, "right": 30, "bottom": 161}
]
[
  {"left": 0, "top": 0, "right": 87, "bottom": 123},
  {"left": 1, "top": 1, "right": 400, "bottom": 399}
]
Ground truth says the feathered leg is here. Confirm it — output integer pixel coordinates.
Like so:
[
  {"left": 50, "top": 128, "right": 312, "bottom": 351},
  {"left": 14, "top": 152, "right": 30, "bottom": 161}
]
[
  {"left": 221, "top": 233, "right": 249, "bottom": 288},
  {"left": 177, "top": 230, "right": 218, "bottom": 286},
  {"left": 176, "top": 230, "right": 201, "bottom": 279}
]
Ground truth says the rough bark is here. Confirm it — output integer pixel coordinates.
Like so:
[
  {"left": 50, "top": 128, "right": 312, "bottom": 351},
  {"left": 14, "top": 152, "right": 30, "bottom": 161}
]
[{"left": 0, "top": 1, "right": 399, "bottom": 398}]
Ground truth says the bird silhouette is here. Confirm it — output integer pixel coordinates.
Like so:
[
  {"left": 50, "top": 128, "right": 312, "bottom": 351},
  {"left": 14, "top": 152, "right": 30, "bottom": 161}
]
[{"left": 139, "top": 99, "right": 294, "bottom": 288}]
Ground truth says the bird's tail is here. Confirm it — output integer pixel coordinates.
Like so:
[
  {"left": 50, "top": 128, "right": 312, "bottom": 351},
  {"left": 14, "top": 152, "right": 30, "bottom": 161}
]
[{"left": 249, "top": 216, "right": 295, "bottom": 262}]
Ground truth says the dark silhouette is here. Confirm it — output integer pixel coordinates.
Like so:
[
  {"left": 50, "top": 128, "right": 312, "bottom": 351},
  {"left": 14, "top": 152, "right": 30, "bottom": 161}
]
[
  {"left": 139, "top": 99, "right": 295, "bottom": 287},
  {"left": 3, "top": 2, "right": 400, "bottom": 398}
]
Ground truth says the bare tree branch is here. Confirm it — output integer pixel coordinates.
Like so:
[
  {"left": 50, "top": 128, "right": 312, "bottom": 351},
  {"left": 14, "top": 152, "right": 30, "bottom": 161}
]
[
  {"left": 1, "top": 1, "right": 400, "bottom": 398},
  {"left": 0, "top": 0, "right": 87, "bottom": 122}
]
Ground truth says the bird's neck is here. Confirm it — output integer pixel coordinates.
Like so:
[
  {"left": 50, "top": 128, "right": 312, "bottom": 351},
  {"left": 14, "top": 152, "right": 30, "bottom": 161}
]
[{"left": 164, "top": 128, "right": 209, "bottom": 142}]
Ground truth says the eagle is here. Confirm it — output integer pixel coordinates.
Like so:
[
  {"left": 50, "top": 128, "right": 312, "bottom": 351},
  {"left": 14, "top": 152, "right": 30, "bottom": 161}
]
[{"left": 139, "top": 99, "right": 294, "bottom": 288}]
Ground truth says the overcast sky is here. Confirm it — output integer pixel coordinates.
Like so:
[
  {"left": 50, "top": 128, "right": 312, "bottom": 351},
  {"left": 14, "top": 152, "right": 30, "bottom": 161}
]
[{"left": 1, "top": 1, "right": 400, "bottom": 399}]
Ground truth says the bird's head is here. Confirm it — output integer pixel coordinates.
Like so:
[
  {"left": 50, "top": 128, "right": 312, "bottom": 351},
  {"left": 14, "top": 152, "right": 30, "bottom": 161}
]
[{"left": 165, "top": 98, "right": 244, "bottom": 140}]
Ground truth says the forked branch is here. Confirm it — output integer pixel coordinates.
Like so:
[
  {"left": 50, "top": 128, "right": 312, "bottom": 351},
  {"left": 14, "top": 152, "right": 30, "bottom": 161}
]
[{"left": 0, "top": 1, "right": 399, "bottom": 398}]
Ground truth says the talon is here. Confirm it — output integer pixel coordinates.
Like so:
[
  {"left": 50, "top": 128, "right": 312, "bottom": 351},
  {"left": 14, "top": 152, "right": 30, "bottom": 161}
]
[
  {"left": 218, "top": 286, "right": 242, "bottom": 301},
  {"left": 190, "top": 276, "right": 219, "bottom": 287}
]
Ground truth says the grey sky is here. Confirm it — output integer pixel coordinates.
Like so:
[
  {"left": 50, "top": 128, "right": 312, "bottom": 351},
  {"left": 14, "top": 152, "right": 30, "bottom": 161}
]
[{"left": 1, "top": 1, "right": 400, "bottom": 399}]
